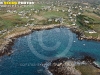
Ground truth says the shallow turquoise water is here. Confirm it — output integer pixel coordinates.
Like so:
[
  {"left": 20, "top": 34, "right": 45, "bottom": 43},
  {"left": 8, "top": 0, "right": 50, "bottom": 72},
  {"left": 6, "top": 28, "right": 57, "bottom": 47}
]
[{"left": 0, "top": 27, "right": 100, "bottom": 75}]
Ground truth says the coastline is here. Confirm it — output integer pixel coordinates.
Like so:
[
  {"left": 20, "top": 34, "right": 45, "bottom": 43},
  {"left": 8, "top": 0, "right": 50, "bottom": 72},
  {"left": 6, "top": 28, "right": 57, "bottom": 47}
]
[
  {"left": 48, "top": 58, "right": 82, "bottom": 75},
  {"left": 0, "top": 24, "right": 100, "bottom": 56},
  {"left": 48, "top": 57, "right": 100, "bottom": 75},
  {"left": 70, "top": 27, "right": 100, "bottom": 41},
  {"left": 0, "top": 24, "right": 69, "bottom": 56},
  {"left": 0, "top": 24, "right": 100, "bottom": 75}
]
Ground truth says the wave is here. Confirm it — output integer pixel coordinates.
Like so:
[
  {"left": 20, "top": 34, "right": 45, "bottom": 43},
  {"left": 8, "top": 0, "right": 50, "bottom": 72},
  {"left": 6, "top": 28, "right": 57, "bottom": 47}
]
[
  {"left": 93, "top": 61, "right": 100, "bottom": 69},
  {"left": 43, "top": 62, "right": 53, "bottom": 75}
]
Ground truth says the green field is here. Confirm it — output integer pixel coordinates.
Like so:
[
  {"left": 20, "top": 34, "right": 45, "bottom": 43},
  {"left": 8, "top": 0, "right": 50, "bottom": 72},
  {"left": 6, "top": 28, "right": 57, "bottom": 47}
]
[
  {"left": 0, "top": 13, "right": 28, "bottom": 31},
  {"left": 0, "top": 2, "right": 100, "bottom": 38},
  {"left": 39, "top": 11, "right": 67, "bottom": 18},
  {"left": 76, "top": 65, "right": 100, "bottom": 75},
  {"left": 76, "top": 11, "right": 100, "bottom": 37}
]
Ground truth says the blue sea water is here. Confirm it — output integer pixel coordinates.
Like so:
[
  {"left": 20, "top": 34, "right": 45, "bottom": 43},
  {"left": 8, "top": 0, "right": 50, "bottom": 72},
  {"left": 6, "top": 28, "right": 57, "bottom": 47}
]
[{"left": 0, "top": 27, "right": 100, "bottom": 75}]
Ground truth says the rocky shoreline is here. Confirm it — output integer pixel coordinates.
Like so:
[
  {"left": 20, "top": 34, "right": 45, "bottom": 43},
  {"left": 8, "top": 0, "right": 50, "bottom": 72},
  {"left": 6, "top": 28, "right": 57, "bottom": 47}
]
[
  {"left": 0, "top": 24, "right": 100, "bottom": 75},
  {"left": 0, "top": 24, "right": 70, "bottom": 56},
  {"left": 48, "top": 56, "right": 100, "bottom": 75},
  {"left": 0, "top": 24, "right": 100, "bottom": 57},
  {"left": 70, "top": 27, "right": 100, "bottom": 41}
]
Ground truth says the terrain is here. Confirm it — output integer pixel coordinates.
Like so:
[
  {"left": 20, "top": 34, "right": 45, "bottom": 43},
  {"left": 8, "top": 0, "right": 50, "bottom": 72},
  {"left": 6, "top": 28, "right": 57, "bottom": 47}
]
[{"left": 0, "top": 0, "right": 100, "bottom": 75}]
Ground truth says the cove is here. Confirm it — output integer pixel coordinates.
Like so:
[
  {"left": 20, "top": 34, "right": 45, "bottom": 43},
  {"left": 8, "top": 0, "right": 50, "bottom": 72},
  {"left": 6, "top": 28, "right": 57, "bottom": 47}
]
[{"left": 0, "top": 27, "right": 100, "bottom": 75}]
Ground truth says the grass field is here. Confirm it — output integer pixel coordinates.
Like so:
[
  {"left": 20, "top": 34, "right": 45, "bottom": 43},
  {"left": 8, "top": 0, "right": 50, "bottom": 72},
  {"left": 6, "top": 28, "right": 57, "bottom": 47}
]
[
  {"left": 18, "top": 3, "right": 46, "bottom": 11},
  {"left": 39, "top": 11, "right": 67, "bottom": 18},
  {"left": 75, "top": 65, "right": 100, "bottom": 75},
  {"left": 0, "top": 12, "right": 28, "bottom": 31},
  {"left": 0, "top": 3, "right": 100, "bottom": 38},
  {"left": 84, "top": 12, "right": 100, "bottom": 34},
  {"left": 76, "top": 11, "right": 100, "bottom": 37},
  {"left": 83, "top": 12, "right": 100, "bottom": 22}
]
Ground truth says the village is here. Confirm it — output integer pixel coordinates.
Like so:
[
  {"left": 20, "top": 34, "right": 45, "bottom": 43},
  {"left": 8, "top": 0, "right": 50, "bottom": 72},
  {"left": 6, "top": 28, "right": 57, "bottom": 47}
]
[{"left": 0, "top": 0, "right": 100, "bottom": 40}]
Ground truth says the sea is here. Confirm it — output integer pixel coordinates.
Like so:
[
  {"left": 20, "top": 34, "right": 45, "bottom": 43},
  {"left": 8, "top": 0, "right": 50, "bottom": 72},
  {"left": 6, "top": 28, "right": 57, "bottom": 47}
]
[{"left": 0, "top": 27, "right": 100, "bottom": 75}]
